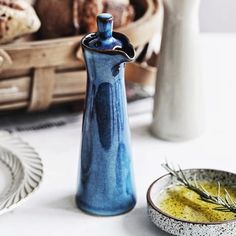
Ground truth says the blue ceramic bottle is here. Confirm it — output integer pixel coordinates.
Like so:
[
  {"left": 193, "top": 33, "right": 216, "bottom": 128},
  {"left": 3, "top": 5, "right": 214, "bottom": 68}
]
[{"left": 76, "top": 13, "right": 136, "bottom": 216}]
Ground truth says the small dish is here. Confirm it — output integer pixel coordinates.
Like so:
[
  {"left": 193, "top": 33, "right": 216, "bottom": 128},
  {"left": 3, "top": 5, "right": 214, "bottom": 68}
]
[
  {"left": 0, "top": 131, "right": 43, "bottom": 215},
  {"left": 147, "top": 169, "right": 236, "bottom": 236}
]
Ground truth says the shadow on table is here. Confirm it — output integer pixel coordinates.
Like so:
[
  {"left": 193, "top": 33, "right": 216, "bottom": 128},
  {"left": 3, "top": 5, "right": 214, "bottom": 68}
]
[
  {"left": 130, "top": 122, "right": 169, "bottom": 145},
  {"left": 130, "top": 123, "right": 152, "bottom": 138},
  {"left": 44, "top": 195, "right": 81, "bottom": 214},
  {"left": 123, "top": 207, "right": 170, "bottom": 236}
]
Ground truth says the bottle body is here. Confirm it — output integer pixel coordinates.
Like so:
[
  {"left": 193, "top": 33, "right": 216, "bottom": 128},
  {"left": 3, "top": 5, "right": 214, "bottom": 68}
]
[
  {"left": 151, "top": 0, "right": 204, "bottom": 141},
  {"left": 76, "top": 44, "right": 136, "bottom": 216}
]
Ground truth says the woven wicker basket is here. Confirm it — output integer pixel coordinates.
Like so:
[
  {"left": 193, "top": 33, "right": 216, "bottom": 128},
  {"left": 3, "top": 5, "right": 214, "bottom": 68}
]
[{"left": 0, "top": 0, "right": 162, "bottom": 112}]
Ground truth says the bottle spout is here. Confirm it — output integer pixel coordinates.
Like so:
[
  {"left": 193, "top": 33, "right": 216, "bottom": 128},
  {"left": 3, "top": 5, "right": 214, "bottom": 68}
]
[{"left": 113, "top": 36, "right": 135, "bottom": 63}]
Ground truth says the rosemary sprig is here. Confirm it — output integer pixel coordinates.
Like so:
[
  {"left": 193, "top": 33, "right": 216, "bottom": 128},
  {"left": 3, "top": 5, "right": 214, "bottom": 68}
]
[{"left": 162, "top": 163, "right": 236, "bottom": 215}]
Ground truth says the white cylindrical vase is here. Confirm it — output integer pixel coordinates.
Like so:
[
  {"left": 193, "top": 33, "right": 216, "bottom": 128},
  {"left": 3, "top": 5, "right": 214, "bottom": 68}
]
[{"left": 151, "top": 0, "right": 204, "bottom": 141}]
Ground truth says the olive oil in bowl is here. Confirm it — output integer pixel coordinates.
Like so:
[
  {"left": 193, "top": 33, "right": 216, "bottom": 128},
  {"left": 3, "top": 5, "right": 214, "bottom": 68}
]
[{"left": 158, "top": 182, "right": 236, "bottom": 223}]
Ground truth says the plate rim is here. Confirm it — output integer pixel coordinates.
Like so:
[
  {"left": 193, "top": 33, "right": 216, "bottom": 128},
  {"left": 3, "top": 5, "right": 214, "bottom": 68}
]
[{"left": 0, "top": 131, "right": 43, "bottom": 215}]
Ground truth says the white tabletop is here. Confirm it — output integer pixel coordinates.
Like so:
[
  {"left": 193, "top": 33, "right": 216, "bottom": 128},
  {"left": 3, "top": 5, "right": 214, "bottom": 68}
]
[{"left": 1, "top": 34, "right": 236, "bottom": 236}]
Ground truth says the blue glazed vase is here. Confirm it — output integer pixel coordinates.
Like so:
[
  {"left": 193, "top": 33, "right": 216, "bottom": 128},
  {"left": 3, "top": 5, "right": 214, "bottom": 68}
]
[{"left": 75, "top": 13, "right": 136, "bottom": 216}]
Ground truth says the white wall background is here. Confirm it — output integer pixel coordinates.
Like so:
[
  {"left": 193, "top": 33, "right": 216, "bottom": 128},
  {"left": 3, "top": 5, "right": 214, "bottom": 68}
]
[{"left": 200, "top": 0, "right": 236, "bottom": 32}]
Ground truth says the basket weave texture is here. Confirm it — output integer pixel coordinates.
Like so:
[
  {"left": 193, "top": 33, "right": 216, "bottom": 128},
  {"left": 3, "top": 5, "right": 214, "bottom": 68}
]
[{"left": 0, "top": 0, "right": 162, "bottom": 112}]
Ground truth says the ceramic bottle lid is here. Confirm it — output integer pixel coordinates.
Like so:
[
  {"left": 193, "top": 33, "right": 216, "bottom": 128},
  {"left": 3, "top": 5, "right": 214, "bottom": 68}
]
[{"left": 87, "top": 13, "right": 122, "bottom": 50}]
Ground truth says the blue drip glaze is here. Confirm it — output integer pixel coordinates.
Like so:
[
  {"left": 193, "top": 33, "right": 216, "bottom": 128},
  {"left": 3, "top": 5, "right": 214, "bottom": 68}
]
[{"left": 95, "top": 83, "right": 112, "bottom": 150}]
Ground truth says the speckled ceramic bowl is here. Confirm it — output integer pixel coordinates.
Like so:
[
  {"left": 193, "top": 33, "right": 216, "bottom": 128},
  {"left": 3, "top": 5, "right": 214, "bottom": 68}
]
[{"left": 147, "top": 169, "right": 236, "bottom": 236}]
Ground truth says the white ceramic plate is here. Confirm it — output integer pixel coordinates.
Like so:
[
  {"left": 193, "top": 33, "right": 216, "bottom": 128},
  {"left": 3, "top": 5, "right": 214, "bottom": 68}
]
[{"left": 0, "top": 131, "right": 43, "bottom": 215}]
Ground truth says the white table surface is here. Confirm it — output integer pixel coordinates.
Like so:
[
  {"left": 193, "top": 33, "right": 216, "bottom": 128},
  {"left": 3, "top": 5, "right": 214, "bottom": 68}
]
[{"left": 1, "top": 34, "right": 236, "bottom": 236}]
